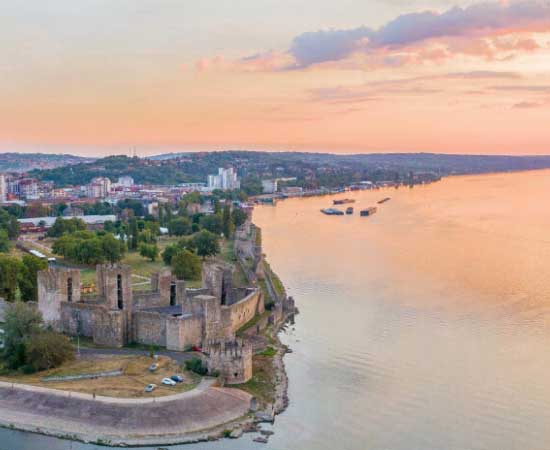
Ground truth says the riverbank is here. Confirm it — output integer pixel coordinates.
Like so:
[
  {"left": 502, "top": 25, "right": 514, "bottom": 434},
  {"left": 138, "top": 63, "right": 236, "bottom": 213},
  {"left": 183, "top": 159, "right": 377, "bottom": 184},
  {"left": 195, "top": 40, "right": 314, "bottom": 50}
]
[
  {"left": 0, "top": 221, "right": 296, "bottom": 447},
  {"left": 0, "top": 378, "right": 255, "bottom": 446}
]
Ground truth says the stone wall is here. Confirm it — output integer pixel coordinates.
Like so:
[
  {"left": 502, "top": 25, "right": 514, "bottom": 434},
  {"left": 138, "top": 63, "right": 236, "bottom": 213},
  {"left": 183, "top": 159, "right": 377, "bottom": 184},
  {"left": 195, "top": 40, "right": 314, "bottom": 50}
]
[
  {"left": 166, "top": 314, "right": 204, "bottom": 351},
  {"left": 92, "top": 309, "right": 126, "bottom": 347},
  {"left": 222, "top": 289, "right": 264, "bottom": 335},
  {"left": 133, "top": 292, "right": 164, "bottom": 310},
  {"left": 132, "top": 311, "right": 167, "bottom": 347},
  {"left": 204, "top": 339, "right": 253, "bottom": 385},
  {"left": 96, "top": 264, "right": 132, "bottom": 312},
  {"left": 60, "top": 301, "right": 101, "bottom": 337},
  {"left": 38, "top": 267, "right": 81, "bottom": 329}
]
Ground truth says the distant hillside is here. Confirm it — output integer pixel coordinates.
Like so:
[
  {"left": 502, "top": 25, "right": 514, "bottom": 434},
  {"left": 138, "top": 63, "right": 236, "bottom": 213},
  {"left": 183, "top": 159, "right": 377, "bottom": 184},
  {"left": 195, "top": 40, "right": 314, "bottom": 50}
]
[
  {"left": 0, "top": 152, "right": 91, "bottom": 173},
  {"left": 30, "top": 151, "right": 550, "bottom": 192}
]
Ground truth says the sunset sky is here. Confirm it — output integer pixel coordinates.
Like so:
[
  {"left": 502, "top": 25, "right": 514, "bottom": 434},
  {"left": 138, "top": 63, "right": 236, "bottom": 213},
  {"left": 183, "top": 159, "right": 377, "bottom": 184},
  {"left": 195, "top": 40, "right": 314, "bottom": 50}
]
[{"left": 2, "top": 0, "right": 550, "bottom": 156}]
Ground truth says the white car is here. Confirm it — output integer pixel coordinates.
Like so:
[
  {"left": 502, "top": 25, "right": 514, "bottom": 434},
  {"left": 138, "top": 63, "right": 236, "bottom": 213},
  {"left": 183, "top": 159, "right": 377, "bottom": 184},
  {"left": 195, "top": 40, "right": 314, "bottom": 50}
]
[
  {"left": 161, "top": 377, "right": 177, "bottom": 386},
  {"left": 144, "top": 384, "right": 156, "bottom": 393}
]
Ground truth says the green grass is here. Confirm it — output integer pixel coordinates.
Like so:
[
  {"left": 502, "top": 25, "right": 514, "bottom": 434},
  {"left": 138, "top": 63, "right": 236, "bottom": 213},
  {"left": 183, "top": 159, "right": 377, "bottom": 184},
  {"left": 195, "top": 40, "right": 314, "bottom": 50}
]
[
  {"left": 263, "top": 260, "right": 286, "bottom": 298},
  {"left": 236, "top": 310, "right": 270, "bottom": 336},
  {"left": 257, "top": 346, "right": 277, "bottom": 357},
  {"left": 231, "top": 354, "right": 275, "bottom": 405}
]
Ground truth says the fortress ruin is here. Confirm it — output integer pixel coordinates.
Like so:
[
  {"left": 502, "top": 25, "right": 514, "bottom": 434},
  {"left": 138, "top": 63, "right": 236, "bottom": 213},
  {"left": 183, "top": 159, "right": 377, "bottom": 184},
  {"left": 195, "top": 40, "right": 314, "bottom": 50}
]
[{"left": 38, "top": 262, "right": 263, "bottom": 384}]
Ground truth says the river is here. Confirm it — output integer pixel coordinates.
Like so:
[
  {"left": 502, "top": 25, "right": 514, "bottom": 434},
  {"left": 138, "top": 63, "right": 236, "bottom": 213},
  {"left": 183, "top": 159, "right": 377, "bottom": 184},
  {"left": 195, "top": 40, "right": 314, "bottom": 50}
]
[{"left": 3, "top": 170, "right": 550, "bottom": 450}]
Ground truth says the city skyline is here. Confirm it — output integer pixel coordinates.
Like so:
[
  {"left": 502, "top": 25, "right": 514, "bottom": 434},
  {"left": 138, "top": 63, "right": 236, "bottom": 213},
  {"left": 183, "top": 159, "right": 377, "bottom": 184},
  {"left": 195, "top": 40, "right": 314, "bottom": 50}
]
[{"left": 3, "top": 0, "right": 550, "bottom": 156}]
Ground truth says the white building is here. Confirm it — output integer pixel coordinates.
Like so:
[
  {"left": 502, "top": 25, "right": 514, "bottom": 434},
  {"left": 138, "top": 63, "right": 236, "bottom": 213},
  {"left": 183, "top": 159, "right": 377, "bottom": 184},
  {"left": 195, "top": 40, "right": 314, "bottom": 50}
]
[
  {"left": 262, "top": 179, "right": 278, "bottom": 194},
  {"left": 0, "top": 174, "right": 6, "bottom": 202},
  {"left": 117, "top": 176, "right": 134, "bottom": 187},
  {"left": 207, "top": 167, "right": 240, "bottom": 190},
  {"left": 87, "top": 177, "right": 112, "bottom": 198}
]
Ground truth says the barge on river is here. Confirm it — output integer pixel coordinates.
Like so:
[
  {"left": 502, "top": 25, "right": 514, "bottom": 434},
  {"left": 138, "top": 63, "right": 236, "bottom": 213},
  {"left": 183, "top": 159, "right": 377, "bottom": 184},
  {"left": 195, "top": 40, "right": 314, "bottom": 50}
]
[
  {"left": 360, "top": 207, "right": 377, "bottom": 217},
  {"left": 333, "top": 198, "right": 355, "bottom": 205},
  {"left": 377, "top": 197, "right": 391, "bottom": 204},
  {"left": 321, "top": 208, "right": 345, "bottom": 215}
]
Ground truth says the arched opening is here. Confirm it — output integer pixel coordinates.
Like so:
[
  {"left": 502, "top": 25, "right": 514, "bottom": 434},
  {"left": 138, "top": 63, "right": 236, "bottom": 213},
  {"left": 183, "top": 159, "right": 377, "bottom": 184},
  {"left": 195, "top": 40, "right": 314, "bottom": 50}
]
[
  {"left": 67, "top": 277, "right": 73, "bottom": 302},
  {"left": 117, "top": 274, "right": 123, "bottom": 309}
]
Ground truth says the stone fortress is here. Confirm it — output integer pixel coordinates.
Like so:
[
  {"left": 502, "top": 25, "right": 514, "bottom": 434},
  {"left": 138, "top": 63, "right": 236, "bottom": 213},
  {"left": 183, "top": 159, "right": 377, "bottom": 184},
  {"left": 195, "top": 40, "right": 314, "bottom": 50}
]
[{"left": 38, "top": 261, "right": 264, "bottom": 385}]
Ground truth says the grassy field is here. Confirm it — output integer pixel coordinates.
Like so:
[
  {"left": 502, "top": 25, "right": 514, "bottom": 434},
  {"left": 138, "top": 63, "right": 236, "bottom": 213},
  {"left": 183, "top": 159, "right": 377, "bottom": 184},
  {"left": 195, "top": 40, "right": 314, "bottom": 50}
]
[
  {"left": 0, "top": 355, "right": 201, "bottom": 398},
  {"left": 231, "top": 353, "right": 276, "bottom": 405}
]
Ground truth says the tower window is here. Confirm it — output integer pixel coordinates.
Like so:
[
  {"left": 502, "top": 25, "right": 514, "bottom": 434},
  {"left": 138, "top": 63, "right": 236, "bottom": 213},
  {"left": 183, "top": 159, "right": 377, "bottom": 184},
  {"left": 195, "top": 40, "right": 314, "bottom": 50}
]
[
  {"left": 117, "top": 274, "right": 123, "bottom": 309},
  {"left": 67, "top": 277, "right": 73, "bottom": 302},
  {"left": 170, "top": 283, "right": 177, "bottom": 306}
]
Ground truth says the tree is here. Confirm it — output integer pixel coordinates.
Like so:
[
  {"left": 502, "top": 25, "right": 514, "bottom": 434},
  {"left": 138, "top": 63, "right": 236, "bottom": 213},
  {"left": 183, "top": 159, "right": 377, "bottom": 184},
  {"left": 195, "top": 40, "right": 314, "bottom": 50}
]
[
  {"left": 101, "top": 233, "right": 126, "bottom": 263},
  {"left": 46, "top": 217, "right": 86, "bottom": 238},
  {"left": 162, "top": 244, "right": 179, "bottom": 265},
  {"left": 192, "top": 230, "right": 220, "bottom": 259},
  {"left": 171, "top": 249, "right": 201, "bottom": 280},
  {"left": 129, "top": 218, "right": 139, "bottom": 251},
  {"left": 0, "top": 255, "right": 24, "bottom": 301},
  {"left": 0, "top": 230, "right": 10, "bottom": 253},
  {"left": 139, "top": 243, "right": 159, "bottom": 261},
  {"left": 26, "top": 330, "right": 75, "bottom": 372},
  {"left": 2, "top": 302, "right": 43, "bottom": 370},
  {"left": 231, "top": 208, "right": 248, "bottom": 228},
  {"left": 200, "top": 214, "right": 222, "bottom": 234},
  {"left": 222, "top": 203, "right": 234, "bottom": 238},
  {"left": 168, "top": 217, "right": 191, "bottom": 236},
  {"left": 18, "top": 255, "right": 47, "bottom": 302}
]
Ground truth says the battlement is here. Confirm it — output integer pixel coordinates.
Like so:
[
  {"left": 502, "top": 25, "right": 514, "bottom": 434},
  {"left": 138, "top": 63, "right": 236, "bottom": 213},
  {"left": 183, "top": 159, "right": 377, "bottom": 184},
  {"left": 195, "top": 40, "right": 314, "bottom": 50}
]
[{"left": 203, "top": 338, "right": 253, "bottom": 384}]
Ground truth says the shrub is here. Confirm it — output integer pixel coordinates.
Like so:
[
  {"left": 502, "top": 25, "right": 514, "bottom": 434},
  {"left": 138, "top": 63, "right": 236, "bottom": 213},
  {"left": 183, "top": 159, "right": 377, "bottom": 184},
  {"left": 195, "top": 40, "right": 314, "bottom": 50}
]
[{"left": 185, "top": 357, "right": 208, "bottom": 375}]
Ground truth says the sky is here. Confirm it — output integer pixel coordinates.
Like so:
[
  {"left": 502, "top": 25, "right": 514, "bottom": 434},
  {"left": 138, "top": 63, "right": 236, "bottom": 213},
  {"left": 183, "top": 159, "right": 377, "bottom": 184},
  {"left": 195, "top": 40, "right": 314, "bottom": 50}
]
[{"left": 2, "top": 0, "right": 550, "bottom": 156}]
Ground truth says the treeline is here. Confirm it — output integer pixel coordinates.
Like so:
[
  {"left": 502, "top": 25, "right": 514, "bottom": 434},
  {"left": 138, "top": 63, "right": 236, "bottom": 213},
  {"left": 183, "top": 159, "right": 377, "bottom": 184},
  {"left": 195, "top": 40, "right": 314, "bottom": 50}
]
[
  {"left": 0, "top": 208, "right": 19, "bottom": 253},
  {"left": 0, "top": 254, "right": 47, "bottom": 302}
]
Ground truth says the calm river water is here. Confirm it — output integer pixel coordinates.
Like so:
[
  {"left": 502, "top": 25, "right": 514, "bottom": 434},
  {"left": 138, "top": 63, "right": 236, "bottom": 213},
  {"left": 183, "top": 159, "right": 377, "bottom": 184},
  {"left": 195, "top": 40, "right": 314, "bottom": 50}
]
[{"left": 3, "top": 170, "right": 550, "bottom": 450}]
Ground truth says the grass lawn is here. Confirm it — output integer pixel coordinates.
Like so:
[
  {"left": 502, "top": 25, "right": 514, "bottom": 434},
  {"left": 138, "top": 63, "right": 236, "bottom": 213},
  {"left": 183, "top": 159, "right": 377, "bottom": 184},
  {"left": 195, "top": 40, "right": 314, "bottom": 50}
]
[
  {"left": 0, "top": 355, "right": 201, "bottom": 398},
  {"left": 231, "top": 353, "right": 276, "bottom": 406}
]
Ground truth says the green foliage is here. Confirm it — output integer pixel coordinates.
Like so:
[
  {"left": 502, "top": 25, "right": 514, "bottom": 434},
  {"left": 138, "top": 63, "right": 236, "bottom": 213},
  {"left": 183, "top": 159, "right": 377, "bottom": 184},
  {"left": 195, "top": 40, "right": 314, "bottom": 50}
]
[
  {"left": 231, "top": 208, "right": 248, "bottom": 228},
  {"left": 139, "top": 243, "right": 159, "bottom": 261},
  {"left": 18, "top": 255, "right": 48, "bottom": 302},
  {"left": 25, "top": 330, "right": 75, "bottom": 372},
  {"left": 0, "top": 255, "right": 24, "bottom": 301},
  {"left": 171, "top": 249, "right": 201, "bottom": 280},
  {"left": 162, "top": 244, "right": 178, "bottom": 265},
  {"left": 0, "top": 208, "right": 20, "bottom": 239},
  {"left": 2, "top": 302, "right": 43, "bottom": 370},
  {"left": 2, "top": 303, "right": 73, "bottom": 372},
  {"left": 168, "top": 217, "right": 192, "bottom": 236},
  {"left": 222, "top": 203, "right": 234, "bottom": 238},
  {"left": 52, "top": 231, "right": 126, "bottom": 265},
  {"left": 46, "top": 217, "right": 86, "bottom": 238},
  {"left": 192, "top": 230, "right": 220, "bottom": 259},
  {"left": 129, "top": 218, "right": 139, "bottom": 251},
  {"left": 185, "top": 357, "right": 208, "bottom": 376},
  {"left": 117, "top": 198, "right": 144, "bottom": 217},
  {"left": 0, "top": 230, "right": 10, "bottom": 253},
  {"left": 200, "top": 214, "right": 222, "bottom": 234}
]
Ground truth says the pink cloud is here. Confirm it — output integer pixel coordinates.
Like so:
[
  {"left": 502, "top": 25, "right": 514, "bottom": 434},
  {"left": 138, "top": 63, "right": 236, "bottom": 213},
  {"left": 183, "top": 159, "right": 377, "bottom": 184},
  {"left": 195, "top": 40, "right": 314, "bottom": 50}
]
[{"left": 198, "top": 0, "right": 550, "bottom": 72}]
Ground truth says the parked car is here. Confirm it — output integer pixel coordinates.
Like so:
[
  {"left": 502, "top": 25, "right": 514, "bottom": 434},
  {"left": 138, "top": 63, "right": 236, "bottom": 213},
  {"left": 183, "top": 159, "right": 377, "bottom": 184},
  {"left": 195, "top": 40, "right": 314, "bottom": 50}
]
[
  {"left": 171, "top": 375, "right": 184, "bottom": 383},
  {"left": 161, "top": 377, "right": 176, "bottom": 386},
  {"left": 149, "top": 363, "right": 159, "bottom": 372},
  {"left": 144, "top": 384, "right": 156, "bottom": 393}
]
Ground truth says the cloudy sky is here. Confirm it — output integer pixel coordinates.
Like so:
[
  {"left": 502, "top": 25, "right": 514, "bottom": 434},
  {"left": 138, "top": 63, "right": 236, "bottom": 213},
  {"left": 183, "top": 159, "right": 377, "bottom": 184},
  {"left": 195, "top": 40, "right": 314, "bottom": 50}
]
[{"left": 2, "top": 0, "right": 550, "bottom": 155}]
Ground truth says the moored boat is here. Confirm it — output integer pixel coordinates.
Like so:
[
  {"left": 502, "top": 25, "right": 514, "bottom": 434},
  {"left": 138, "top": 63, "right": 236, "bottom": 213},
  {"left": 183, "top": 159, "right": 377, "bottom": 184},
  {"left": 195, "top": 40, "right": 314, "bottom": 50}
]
[
  {"left": 346, "top": 207, "right": 354, "bottom": 214},
  {"left": 333, "top": 198, "right": 355, "bottom": 205},
  {"left": 360, "top": 207, "right": 377, "bottom": 216},
  {"left": 321, "top": 208, "right": 345, "bottom": 215},
  {"left": 377, "top": 197, "right": 391, "bottom": 204}
]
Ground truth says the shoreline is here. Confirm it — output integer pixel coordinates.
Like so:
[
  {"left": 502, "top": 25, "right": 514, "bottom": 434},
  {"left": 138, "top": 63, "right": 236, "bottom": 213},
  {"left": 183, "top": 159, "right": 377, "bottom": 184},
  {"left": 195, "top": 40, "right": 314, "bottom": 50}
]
[{"left": 0, "top": 251, "right": 296, "bottom": 448}]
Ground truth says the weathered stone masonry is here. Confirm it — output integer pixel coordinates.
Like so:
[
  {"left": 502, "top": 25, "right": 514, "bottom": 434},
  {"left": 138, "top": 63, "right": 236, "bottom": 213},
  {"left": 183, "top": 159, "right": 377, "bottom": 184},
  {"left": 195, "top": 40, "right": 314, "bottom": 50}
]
[{"left": 38, "top": 261, "right": 261, "bottom": 384}]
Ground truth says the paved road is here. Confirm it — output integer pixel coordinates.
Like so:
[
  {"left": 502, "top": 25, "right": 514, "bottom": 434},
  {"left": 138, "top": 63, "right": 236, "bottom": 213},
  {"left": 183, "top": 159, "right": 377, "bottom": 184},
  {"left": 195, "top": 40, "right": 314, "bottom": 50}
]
[{"left": 0, "top": 379, "right": 253, "bottom": 446}]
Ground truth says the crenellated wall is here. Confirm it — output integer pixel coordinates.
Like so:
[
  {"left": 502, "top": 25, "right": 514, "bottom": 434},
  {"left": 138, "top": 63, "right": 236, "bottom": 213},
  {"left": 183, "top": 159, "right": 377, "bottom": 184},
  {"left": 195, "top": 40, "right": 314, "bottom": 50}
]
[{"left": 203, "top": 339, "right": 253, "bottom": 384}]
